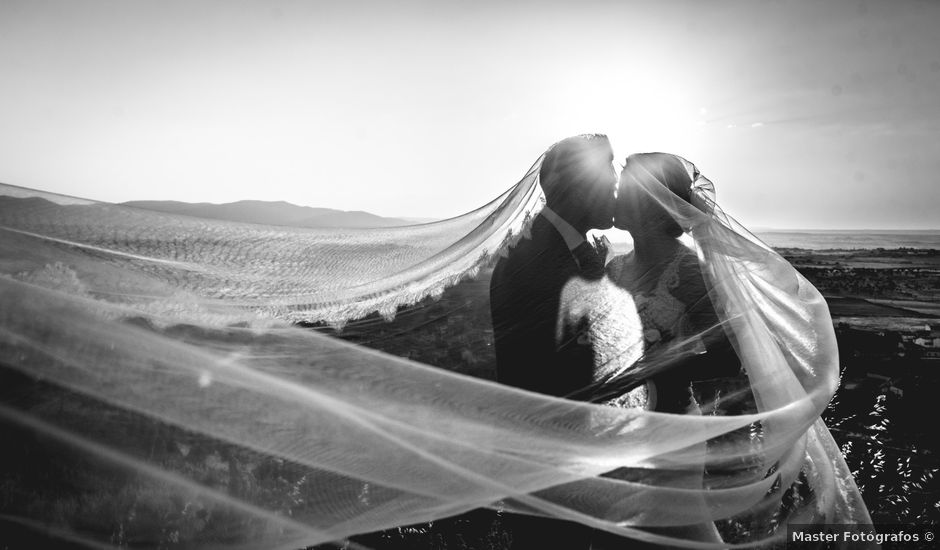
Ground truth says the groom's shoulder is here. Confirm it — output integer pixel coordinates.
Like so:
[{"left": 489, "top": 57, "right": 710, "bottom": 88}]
[
  {"left": 495, "top": 218, "right": 551, "bottom": 265},
  {"left": 512, "top": 214, "right": 556, "bottom": 251},
  {"left": 492, "top": 217, "right": 567, "bottom": 282}
]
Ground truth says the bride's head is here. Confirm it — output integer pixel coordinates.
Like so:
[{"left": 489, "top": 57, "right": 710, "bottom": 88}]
[
  {"left": 614, "top": 152, "right": 697, "bottom": 237},
  {"left": 539, "top": 134, "right": 617, "bottom": 231}
]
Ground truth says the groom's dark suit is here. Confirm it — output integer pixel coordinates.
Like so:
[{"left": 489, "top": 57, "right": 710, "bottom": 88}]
[
  {"left": 490, "top": 212, "right": 597, "bottom": 398},
  {"left": 489, "top": 212, "right": 598, "bottom": 550}
]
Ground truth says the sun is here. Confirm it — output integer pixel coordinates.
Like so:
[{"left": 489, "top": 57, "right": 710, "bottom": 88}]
[{"left": 544, "top": 69, "right": 709, "bottom": 163}]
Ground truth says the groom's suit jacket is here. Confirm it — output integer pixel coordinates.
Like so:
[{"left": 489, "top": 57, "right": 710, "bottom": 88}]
[{"left": 489, "top": 213, "right": 595, "bottom": 398}]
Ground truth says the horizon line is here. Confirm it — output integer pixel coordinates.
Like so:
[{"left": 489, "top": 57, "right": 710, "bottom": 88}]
[
  {"left": 2, "top": 182, "right": 937, "bottom": 232},
  {"left": 750, "top": 227, "right": 940, "bottom": 233}
]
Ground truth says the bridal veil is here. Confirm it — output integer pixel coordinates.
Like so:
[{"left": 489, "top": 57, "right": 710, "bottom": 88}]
[{"left": 0, "top": 146, "right": 869, "bottom": 548}]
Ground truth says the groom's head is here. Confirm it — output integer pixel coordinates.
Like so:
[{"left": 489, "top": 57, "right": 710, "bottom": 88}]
[{"left": 539, "top": 134, "right": 616, "bottom": 232}]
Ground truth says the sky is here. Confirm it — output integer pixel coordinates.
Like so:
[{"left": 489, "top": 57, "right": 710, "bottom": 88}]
[{"left": 0, "top": 0, "right": 938, "bottom": 229}]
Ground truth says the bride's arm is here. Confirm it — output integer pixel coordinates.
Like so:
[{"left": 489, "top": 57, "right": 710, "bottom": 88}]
[{"left": 675, "top": 254, "right": 737, "bottom": 357}]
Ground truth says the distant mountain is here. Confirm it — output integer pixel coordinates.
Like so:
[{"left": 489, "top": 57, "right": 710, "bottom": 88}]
[
  {"left": 120, "top": 200, "right": 416, "bottom": 229},
  {"left": 400, "top": 217, "right": 439, "bottom": 225},
  {"left": 293, "top": 210, "right": 407, "bottom": 228}
]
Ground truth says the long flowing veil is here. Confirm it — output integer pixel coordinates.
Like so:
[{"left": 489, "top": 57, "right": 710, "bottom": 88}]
[{"left": 0, "top": 147, "right": 869, "bottom": 548}]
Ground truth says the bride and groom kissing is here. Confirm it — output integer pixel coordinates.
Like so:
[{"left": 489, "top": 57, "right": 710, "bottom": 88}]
[
  {"left": 488, "top": 134, "right": 735, "bottom": 548},
  {"left": 490, "top": 133, "right": 730, "bottom": 406}
]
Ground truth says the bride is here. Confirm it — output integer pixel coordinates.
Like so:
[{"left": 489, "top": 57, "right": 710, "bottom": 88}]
[
  {"left": 0, "top": 139, "right": 870, "bottom": 549},
  {"left": 592, "top": 152, "right": 739, "bottom": 547},
  {"left": 596, "top": 152, "right": 746, "bottom": 413}
]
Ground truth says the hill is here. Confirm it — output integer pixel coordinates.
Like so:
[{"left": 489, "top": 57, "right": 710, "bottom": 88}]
[{"left": 120, "top": 199, "right": 416, "bottom": 228}]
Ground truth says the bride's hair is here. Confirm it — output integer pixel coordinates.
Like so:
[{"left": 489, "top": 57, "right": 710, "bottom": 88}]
[
  {"left": 620, "top": 152, "right": 697, "bottom": 238},
  {"left": 628, "top": 152, "right": 695, "bottom": 202}
]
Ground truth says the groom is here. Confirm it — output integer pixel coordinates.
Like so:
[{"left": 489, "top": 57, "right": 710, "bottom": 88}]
[
  {"left": 490, "top": 133, "right": 616, "bottom": 397},
  {"left": 488, "top": 134, "right": 617, "bottom": 549}
]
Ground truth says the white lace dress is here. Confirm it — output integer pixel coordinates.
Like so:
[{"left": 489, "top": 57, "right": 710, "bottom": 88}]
[{"left": 599, "top": 249, "right": 707, "bottom": 410}]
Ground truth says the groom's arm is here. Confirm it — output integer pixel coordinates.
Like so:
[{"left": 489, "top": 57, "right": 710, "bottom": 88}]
[
  {"left": 491, "top": 271, "right": 593, "bottom": 397},
  {"left": 490, "top": 260, "right": 567, "bottom": 395}
]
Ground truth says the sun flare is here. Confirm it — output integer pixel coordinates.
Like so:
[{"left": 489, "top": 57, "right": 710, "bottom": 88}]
[{"left": 545, "top": 70, "right": 709, "bottom": 165}]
